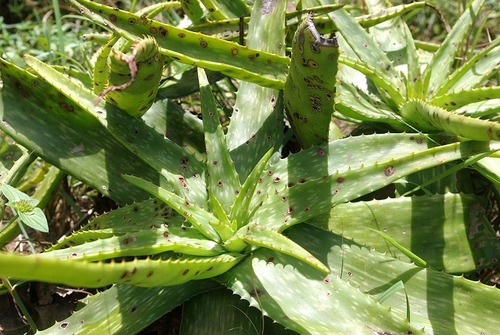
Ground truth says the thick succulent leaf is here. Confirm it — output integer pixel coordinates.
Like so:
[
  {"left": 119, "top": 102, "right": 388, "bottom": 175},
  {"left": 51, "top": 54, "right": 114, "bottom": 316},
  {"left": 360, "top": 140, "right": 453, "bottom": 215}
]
[
  {"left": 141, "top": 99, "right": 205, "bottom": 157},
  {"left": 431, "top": 86, "right": 500, "bottom": 110},
  {"left": 200, "top": 0, "right": 250, "bottom": 19},
  {"left": 365, "top": 0, "right": 409, "bottom": 68},
  {"left": 221, "top": 224, "right": 500, "bottom": 334},
  {"left": 47, "top": 199, "right": 186, "bottom": 251},
  {"left": 220, "top": 234, "right": 424, "bottom": 334},
  {"left": 335, "top": 78, "right": 404, "bottom": 127},
  {"left": 308, "top": 193, "right": 498, "bottom": 273},
  {"left": 224, "top": 223, "right": 329, "bottom": 273},
  {"left": 199, "top": 67, "right": 240, "bottom": 214},
  {"left": 83, "top": 198, "right": 183, "bottom": 232},
  {"left": 0, "top": 251, "right": 242, "bottom": 287},
  {"left": 42, "top": 226, "right": 225, "bottom": 260},
  {"left": 250, "top": 134, "right": 494, "bottom": 231},
  {"left": 69, "top": 0, "right": 289, "bottom": 89},
  {"left": 284, "top": 15, "right": 340, "bottom": 148},
  {"left": 434, "top": 39, "right": 500, "bottom": 96},
  {"left": 401, "top": 99, "right": 500, "bottom": 141},
  {"left": 226, "top": 0, "right": 286, "bottom": 180},
  {"left": 454, "top": 99, "right": 500, "bottom": 118},
  {"left": 338, "top": 54, "right": 405, "bottom": 107},
  {"left": 230, "top": 148, "right": 273, "bottom": 227},
  {"left": 36, "top": 281, "right": 218, "bottom": 335},
  {"left": 423, "top": 0, "right": 484, "bottom": 96},
  {"left": 22, "top": 55, "right": 207, "bottom": 203},
  {"left": 328, "top": 8, "right": 406, "bottom": 104},
  {"left": 180, "top": 288, "right": 296, "bottom": 335},
  {"left": 0, "top": 58, "right": 155, "bottom": 204},
  {"left": 123, "top": 175, "right": 221, "bottom": 242}
]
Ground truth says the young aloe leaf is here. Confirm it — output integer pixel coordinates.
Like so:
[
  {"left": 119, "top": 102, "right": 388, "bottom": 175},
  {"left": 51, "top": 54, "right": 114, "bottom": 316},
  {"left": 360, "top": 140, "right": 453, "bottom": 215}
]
[
  {"left": 338, "top": 54, "right": 405, "bottom": 107},
  {"left": 423, "top": 0, "right": 484, "bottom": 96},
  {"left": 0, "top": 252, "right": 242, "bottom": 287},
  {"left": 431, "top": 86, "right": 500, "bottom": 110},
  {"left": 123, "top": 175, "right": 221, "bottom": 243},
  {"left": 230, "top": 147, "right": 274, "bottom": 228},
  {"left": 198, "top": 67, "right": 240, "bottom": 214},
  {"left": 328, "top": 8, "right": 406, "bottom": 105},
  {"left": 369, "top": 229, "right": 428, "bottom": 268},
  {"left": 454, "top": 98, "right": 500, "bottom": 117},
  {"left": 434, "top": 39, "right": 500, "bottom": 96},
  {"left": 334, "top": 78, "right": 404, "bottom": 128},
  {"left": 42, "top": 226, "right": 225, "bottom": 260},
  {"left": 69, "top": 0, "right": 289, "bottom": 89},
  {"left": 37, "top": 281, "right": 218, "bottom": 335},
  {"left": 224, "top": 223, "right": 330, "bottom": 274},
  {"left": 226, "top": 0, "right": 286, "bottom": 181},
  {"left": 400, "top": 99, "right": 500, "bottom": 141},
  {"left": 284, "top": 14, "right": 340, "bottom": 148}
]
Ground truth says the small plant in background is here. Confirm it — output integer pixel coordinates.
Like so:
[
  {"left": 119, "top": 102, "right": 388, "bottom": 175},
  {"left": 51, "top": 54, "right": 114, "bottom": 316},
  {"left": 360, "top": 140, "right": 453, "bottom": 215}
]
[{"left": 0, "top": 0, "right": 498, "bottom": 334}]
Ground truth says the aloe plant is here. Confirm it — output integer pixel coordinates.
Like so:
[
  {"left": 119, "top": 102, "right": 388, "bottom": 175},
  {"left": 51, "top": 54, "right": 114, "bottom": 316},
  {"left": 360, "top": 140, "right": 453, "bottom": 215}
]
[{"left": 0, "top": 0, "right": 498, "bottom": 334}]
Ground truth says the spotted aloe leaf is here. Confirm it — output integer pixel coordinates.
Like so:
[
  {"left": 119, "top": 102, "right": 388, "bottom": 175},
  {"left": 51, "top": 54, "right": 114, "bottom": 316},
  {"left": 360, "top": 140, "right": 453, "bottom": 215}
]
[
  {"left": 283, "top": 14, "right": 340, "bottom": 148},
  {"left": 249, "top": 133, "right": 495, "bottom": 232},
  {"left": 0, "top": 58, "right": 156, "bottom": 204},
  {"left": 220, "top": 224, "right": 500, "bottom": 334},
  {"left": 224, "top": 223, "right": 330, "bottom": 273},
  {"left": 69, "top": 0, "right": 289, "bottom": 89},
  {"left": 37, "top": 281, "right": 219, "bottom": 335},
  {"left": 0, "top": 251, "right": 242, "bottom": 287},
  {"left": 220, "top": 227, "right": 426, "bottom": 334},
  {"left": 226, "top": 0, "right": 285, "bottom": 180},
  {"left": 423, "top": 0, "right": 485, "bottom": 96},
  {"left": 22, "top": 54, "right": 207, "bottom": 204},
  {"left": 198, "top": 68, "right": 240, "bottom": 215},
  {"left": 123, "top": 175, "right": 221, "bottom": 242},
  {"left": 400, "top": 99, "right": 500, "bottom": 141},
  {"left": 42, "top": 226, "right": 225, "bottom": 261}
]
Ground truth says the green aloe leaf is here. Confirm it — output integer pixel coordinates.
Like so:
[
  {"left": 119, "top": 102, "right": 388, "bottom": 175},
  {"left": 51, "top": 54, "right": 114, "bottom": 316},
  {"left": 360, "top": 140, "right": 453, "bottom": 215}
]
[
  {"left": 400, "top": 99, "right": 500, "bottom": 141},
  {"left": 22, "top": 54, "right": 207, "bottom": 204},
  {"left": 69, "top": 0, "right": 289, "bottom": 89},
  {"left": 41, "top": 226, "right": 225, "bottom": 260},
  {"left": 36, "top": 281, "right": 219, "bottom": 335},
  {"left": 434, "top": 39, "right": 500, "bottom": 96},
  {"left": 198, "top": 67, "right": 240, "bottom": 215},
  {"left": 308, "top": 193, "right": 498, "bottom": 273},
  {"left": 123, "top": 175, "right": 221, "bottom": 242},
  {"left": 0, "top": 251, "right": 242, "bottom": 287},
  {"left": 250, "top": 133, "right": 494, "bottom": 231},
  {"left": 328, "top": 8, "right": 406, "bottom": 105},
  {"left": 221, "top": 224, "right": 500, "bottom": 334},
  {"left": 226, "top": 0, "right": 286, "bottom": 180},
  {"left": 224, "top": 223, "right": 330, "bottom": 274},
  {"left": 0, "top": 60, "right": 155, "bottom": 204},
  {"left": 431, "top": 86, "right": 500, "bottom": 110},
  {"left": 423, "top": 0, "right": 484, "bottom": 96}
]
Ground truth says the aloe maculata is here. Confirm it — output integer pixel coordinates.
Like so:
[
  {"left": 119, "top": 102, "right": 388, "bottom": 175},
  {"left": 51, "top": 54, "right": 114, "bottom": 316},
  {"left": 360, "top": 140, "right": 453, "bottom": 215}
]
[{"left": 0, "top": 0, "right": 498, "bottom": 334}]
